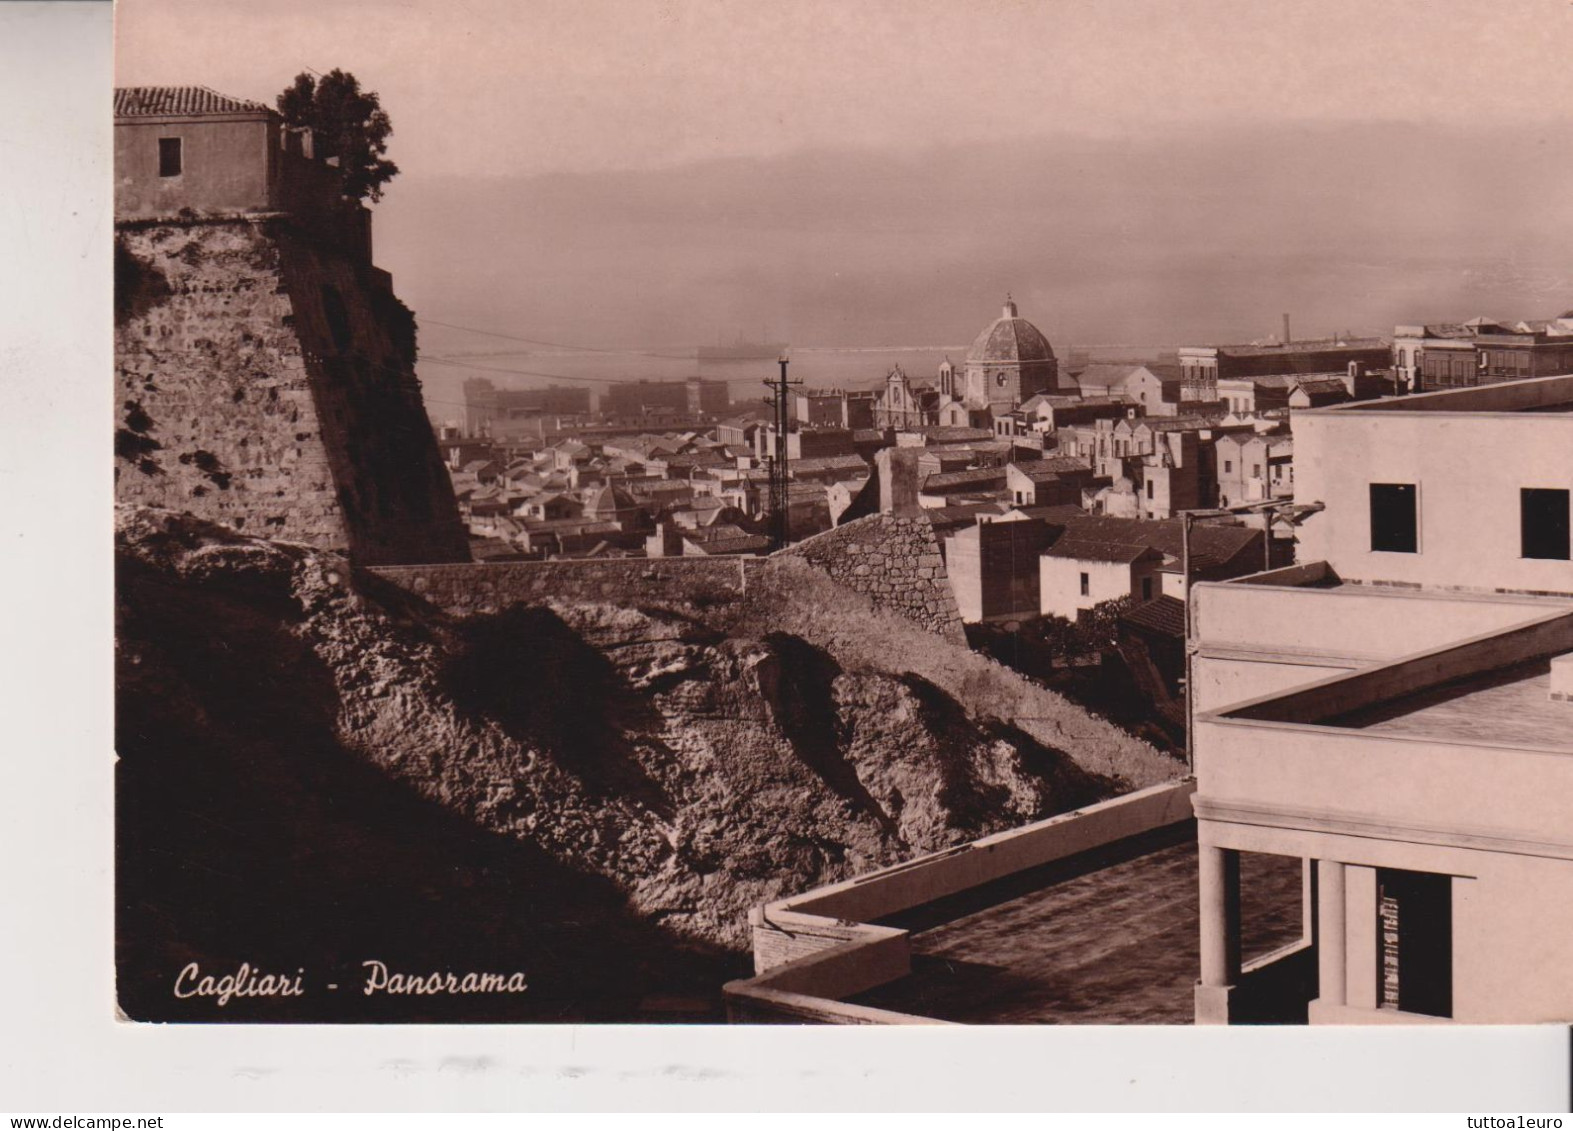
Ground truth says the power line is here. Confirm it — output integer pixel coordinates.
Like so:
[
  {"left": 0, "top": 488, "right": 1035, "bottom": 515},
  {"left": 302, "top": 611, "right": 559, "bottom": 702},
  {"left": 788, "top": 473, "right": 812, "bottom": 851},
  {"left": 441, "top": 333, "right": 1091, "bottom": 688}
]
[
  {"left": 418, "top": 355, "right": 649, "bottom": 386},
  {"left": 763, "top": 356, "right": 802, "bottom": 551},
  {"left": 420, "top": 316, "right": 702, "bottom": 361}
]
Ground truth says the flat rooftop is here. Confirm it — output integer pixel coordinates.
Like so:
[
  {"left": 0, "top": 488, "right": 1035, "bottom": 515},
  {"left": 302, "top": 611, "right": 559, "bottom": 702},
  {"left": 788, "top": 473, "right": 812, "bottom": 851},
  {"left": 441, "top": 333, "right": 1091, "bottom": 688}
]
[
  {"left": 847, "top": 823, "right": 1304, "bottom": 1024},
  {"left": 1319, "top": 373, "right": 1573, "bottom": 415},
  {"left": 1328, "top": 658, "right": 1573, "bottom": 751}
]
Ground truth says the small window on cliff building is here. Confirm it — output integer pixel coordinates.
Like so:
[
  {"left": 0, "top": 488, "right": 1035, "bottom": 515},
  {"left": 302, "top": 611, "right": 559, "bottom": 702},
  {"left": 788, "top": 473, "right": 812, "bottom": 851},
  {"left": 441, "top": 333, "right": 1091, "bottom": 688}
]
[
  {"left": 320, "top": 284, "right": 354, "bottom": 352},
  {"left": 158, "top": 137, "right": 182, "bottom": 177}
]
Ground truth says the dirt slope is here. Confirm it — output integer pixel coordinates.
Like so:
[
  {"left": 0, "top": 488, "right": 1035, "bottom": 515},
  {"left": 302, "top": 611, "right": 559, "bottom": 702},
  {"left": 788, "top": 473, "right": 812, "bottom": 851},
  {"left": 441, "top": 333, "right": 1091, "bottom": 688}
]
[{"left": 115, "top": 506, "right": 1178, "bottom": 1021}]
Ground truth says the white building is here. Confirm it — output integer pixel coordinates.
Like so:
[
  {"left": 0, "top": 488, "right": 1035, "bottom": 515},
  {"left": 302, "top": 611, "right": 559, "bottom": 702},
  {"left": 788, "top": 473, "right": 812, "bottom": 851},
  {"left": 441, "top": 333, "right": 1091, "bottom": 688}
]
[{"left": 1190, "top": 374, "right": 1573, "bottom": 1025}]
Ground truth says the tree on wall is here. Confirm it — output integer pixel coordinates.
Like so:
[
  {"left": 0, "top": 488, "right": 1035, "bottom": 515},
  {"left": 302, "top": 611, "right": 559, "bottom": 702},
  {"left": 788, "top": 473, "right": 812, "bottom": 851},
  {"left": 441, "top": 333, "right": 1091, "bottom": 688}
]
[{"left": 276, "top": 70, "right": 400, "bottom": 203}]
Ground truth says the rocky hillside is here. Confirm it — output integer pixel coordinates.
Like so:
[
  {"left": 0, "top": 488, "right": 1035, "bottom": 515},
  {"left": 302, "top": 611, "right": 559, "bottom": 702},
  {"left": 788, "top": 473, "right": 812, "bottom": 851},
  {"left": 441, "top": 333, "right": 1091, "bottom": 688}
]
[{"left": 116, "top": 506, "right": 1179, "bottom": 1022}]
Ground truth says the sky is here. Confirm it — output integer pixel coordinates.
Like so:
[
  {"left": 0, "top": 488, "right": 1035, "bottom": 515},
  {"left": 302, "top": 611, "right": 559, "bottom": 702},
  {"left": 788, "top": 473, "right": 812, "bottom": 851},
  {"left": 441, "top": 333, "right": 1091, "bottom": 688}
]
[
  {"left": 115, "top": 0, "right": 1573, "bottom": 175},
  {"left": 114, "top": 0, "right": 1573, "bottom": 400}
]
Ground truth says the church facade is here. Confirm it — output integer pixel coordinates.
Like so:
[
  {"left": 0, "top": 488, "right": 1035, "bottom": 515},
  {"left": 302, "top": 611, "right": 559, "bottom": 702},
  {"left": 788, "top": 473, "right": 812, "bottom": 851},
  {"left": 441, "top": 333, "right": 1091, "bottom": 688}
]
[
  {"left": 873, "top": 297, "right": 1064, "bottom": 430},
  {"left": 962, "top": 296, "right": 1065, "bottom": 414}
]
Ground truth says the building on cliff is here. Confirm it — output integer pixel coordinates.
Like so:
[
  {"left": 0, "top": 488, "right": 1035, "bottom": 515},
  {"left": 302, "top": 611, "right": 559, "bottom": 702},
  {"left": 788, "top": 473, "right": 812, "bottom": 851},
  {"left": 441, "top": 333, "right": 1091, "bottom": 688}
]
[
  {"left": 1190, "top": 374, "right": 1573, "bottom": 1025},
  {"left": 113, "top": 85, "right": 469, "bottom": 565}
]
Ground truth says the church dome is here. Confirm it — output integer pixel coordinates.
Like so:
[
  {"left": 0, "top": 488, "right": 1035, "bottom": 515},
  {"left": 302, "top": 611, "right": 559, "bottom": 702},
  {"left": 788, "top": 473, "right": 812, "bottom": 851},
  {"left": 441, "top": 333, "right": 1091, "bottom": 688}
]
[{"left": 966, "top": 296, "right": 1056, "bottom": 365}]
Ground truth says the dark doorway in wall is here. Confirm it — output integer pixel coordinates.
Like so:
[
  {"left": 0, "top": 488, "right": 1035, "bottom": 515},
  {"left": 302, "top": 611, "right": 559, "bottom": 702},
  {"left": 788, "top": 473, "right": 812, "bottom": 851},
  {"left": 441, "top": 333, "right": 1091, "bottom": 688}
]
[
  {"left": 1377, "top": 867, "right": 1452, "bottom": 1018},
  {"left": 320, "top": 284, "right": 354, "bottom": 352}
]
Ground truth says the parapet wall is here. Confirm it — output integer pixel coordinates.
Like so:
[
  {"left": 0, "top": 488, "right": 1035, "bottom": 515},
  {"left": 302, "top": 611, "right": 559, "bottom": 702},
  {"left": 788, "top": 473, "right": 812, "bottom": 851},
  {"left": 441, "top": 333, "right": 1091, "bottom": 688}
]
[
  {"left": 724, "top": 780, "right": 1196, "bottom": 1023},
  {"left": 776, "top": 514, "right": 966, "bottom": 644},
  {"left": 370, "top": 557, "right": 750, "bottom": 616},
  {"left": 114, "top": 217, "right": 468, "bottom": 565}
]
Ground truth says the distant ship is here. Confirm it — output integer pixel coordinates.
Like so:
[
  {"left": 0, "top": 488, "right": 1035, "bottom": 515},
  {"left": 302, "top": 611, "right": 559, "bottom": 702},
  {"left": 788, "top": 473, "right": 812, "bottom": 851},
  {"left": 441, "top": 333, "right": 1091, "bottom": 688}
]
[{"left": 697, "top": 338, "right": 789, "bottom": 361}]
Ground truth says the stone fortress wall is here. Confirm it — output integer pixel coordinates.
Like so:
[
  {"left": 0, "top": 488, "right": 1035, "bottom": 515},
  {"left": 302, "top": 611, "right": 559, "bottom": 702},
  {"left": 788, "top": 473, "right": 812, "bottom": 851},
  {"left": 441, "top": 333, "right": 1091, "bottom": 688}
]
[
  {"left": 115, "top": 216, "right": 469, "bottom": 565},
  {"left": 774, "top": 513, "right": 967, "bottom": 645},
  {"left": 369, "top": 557, "right": 749, "bottom": 616},
  {"left": 371, "top": 443, "right": 967, "bottom": 641}
]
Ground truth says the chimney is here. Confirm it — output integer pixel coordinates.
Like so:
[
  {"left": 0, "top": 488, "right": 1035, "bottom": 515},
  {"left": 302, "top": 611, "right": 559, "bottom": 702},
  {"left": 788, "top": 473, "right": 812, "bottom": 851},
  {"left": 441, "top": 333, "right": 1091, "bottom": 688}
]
[
  {"left": 875, "top": 447, "right": 923, "bottom": 517},
  {"left": 1282, "top": 313, "right": 1292, "bottom": 347}
]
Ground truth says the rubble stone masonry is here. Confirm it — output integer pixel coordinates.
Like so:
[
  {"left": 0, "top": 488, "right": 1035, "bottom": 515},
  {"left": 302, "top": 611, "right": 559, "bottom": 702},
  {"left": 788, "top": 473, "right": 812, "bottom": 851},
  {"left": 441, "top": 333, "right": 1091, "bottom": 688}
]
[
  {"left": 370, "top": 557, "right": 748, "bottom": 616},
  {"left": 114, "top": 217, "right": 468, "bottom": 565},
  {"left": 777, "top": 514, "right": 967, "bottom": 645}
]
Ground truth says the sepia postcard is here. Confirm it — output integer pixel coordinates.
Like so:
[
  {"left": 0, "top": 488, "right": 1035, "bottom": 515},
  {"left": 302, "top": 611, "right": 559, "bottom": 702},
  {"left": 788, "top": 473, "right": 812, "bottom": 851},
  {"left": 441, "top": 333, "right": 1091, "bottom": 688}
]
[{"left": 99, "top": 0, "right": 1573, "bottom": 1052}]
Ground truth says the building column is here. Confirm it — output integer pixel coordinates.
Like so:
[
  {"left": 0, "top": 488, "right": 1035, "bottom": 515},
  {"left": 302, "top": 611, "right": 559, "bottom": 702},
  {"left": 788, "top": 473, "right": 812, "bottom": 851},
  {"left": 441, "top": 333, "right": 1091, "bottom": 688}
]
[
  {"left": 1345, "top": 865, "right": 1379, "bottom": 1010},
  {"left": 1302, "top": 857, "right": 1316, "bottom": 946},
  {"left": 1313, "top": 859, "right": 1347, "bottom": 1020},
  {"left": 1195, "top": 843, "right": 1241, "bottom": 1024}
]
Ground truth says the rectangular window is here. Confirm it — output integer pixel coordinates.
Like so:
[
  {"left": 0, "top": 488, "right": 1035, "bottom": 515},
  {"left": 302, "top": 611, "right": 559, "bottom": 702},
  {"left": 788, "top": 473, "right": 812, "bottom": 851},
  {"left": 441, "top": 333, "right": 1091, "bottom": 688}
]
[
  {"left": 1079, "top": 572, "right": 1090, "bottom": 597},
  {"left": 1224, "top": 460, "right": 1232, "bottom": 473},
  {"left": 1369, "top": 483, "right": 1418, "bottom": 553},
  {"left": 1521, "top": 488, "right": 1571, "bottom": 560},
  {"left": 158, "top": 136, "right": 183, "bottom": 177},
  {"left": 1141, "top": 577, "right": 1152, "bottom": 601},
  {"left": 1145, "top": 479, "right": 1153, "bottom": 499},
  {"left": 1377, "top": 868, "right": 1452, "bottom": 1018}
]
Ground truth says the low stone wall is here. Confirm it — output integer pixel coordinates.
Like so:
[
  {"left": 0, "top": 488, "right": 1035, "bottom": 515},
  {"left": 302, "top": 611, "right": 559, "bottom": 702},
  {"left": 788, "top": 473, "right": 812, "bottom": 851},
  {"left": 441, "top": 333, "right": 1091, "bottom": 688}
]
[
  {"left": 724, "top": 779, "right": 1196, "bottom": 1023},
  {"left": 369, "top": 556, "right": 749, "bottom": 616},
  {"left": 776, "top": 513, "right": 966, "bottom": 644}
]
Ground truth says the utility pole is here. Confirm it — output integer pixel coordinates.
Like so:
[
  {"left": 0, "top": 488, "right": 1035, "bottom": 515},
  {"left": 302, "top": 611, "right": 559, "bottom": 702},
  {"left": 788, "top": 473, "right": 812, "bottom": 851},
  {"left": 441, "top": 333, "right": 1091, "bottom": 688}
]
[{"left": 762, "top": 353, "right": 801, "bottom": 551}]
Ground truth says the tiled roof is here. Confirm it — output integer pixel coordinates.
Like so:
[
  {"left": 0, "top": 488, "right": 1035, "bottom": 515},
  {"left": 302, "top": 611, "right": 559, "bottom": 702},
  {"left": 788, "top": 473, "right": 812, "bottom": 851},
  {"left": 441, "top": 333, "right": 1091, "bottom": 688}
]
[
  {"left": 1054, "top": 515, "right": 1261, "bottom": 568},
  {"left": 687, "top": 522, "right": 747, "bottom": 539},
  {"left": 1293, "top": 376, "right": 1351, "bottom": 395},
  {"left": 786, "top": 482, "right": 829, "bottom": 501},
  {"left": 906, "top": 426, "right": 996, "bottom": 443},
  {"left": 584, "top": 484, "right": 639, "bottom": 513},
  {"left": 115, "top": 86, "right": 272, "bottom": 118},
  {"left": 929, "top": 503, "right": 1008, "bottom": 524},
  {"left": 967, "top": 318, "right": 1056, "bottom": 365},
  {"left": 1139, "top": 415, "right": 1231, "bottom": 432},
  {"left": 663, "top": 451, "right": 727, "bottom": 469},
  {"left": 690, "top": 534, "right": 772, "bottom": 555},
  {"left": 1009, "top": 457, "right": 1093, "bottom": 481},
  {"left": 791, "top": 455, "right": 870, "bottom": 475},
  {"left": 1121, "top": 595, "right": 1186, "bottom": 637},
  {"left": 1004, "top": 504, "right": 1087, "bottom": 521},
  {"left": 1043, "top": 539, "right": 1161, "bottom": 564},
  {"left": 522, "top": 517, "right": 621, "bottom": 533},
  {"left": 922, "top": 467, "right": 1008, "bottom": 491}
]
